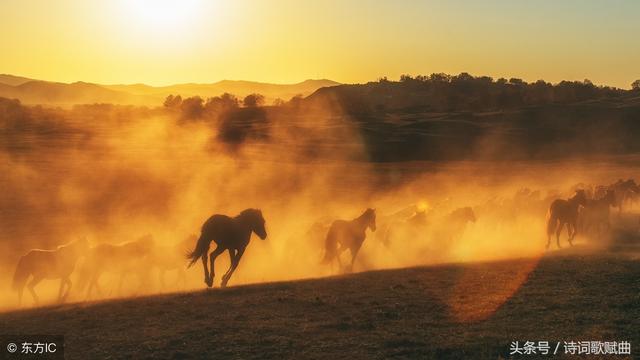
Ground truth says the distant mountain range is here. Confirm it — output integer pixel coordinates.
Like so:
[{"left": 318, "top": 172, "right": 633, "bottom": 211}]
[{"left": 0, "top": 74, "right": 340, "bottom": 106}]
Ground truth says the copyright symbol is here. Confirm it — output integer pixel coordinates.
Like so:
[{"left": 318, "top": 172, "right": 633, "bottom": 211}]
[{"left": 6, "top": 342, "right": 17, "bottom": 353}]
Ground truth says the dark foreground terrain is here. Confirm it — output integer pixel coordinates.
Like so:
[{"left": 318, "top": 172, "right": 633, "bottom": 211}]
[{"left": 1, "top": 239, "right": 638, "bottom": 360}]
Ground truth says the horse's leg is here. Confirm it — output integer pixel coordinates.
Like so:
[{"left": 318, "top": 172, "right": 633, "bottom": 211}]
[
  {"left": 57, "top": 278, "right": 66, "bottom": 302},
  {"left": 556, "top": 222, "right": 564, "bottom": 248},
  {"left": 177, "top": 268, "right": 186, "bottom": 289},
  {"left": 200, "top": 245, "right": 211, "bottom": 287},
  {"left": 92, "top": 273, "right": 104, "bottom": 298},
  {"left": 27, "top": 275, "right": 43, "bottom": 305},
  {"left": 568, "top": 220, "right": 577, "bottom": 246},
  {"left": 17, "top": 285, "right": 24, "bottom": 306},
  {"left": 220, "top": 249, "right": 237, "bottom": 288},
  {"left": 208, "top": 246, "right": 225, "bottom": 288},
  {"left": 335, "top": 244, "right": 344, "bottom": 271},
  {"left": 221, "top": 248, "right": 245, "bottom": 288},
  {"left": 347, "top": 246, "right": 360, "bottom": 273},
  {"left": 117, "top": 272, "right": 126, "bottom": 295},
  {"left": 60, "top": 277, "right": 72, "bottom": 302}
]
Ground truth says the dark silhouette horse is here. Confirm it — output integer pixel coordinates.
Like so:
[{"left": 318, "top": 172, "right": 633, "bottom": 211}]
[
  {"left": 12, "top": 237, "right": 89, "bottom": 305},
  {"left": 609, "top": 179, "right": 639, "bottom": 213},
  {"left": 546, "top": 190, "right": 587, "bottom": 249},
  {"left": 437, "top": 207, "right": 477, "bottom": 242},
  {"left": 187, "top": 209, "right": 267, "bottom": 288},
  {"left": 580, "top": 189, "right": 616, "bottom": 239},
  {"left": 321, "top": 208, "right": 376, "bottom": 272}
]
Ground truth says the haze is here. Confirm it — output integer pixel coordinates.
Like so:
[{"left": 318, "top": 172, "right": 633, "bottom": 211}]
[{"left": 0, "top": 0, "right": 639, "bottom": 87}]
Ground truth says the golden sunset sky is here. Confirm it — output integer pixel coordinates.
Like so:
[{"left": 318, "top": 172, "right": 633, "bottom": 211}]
[{"left": 1, "top": 0, "right": 639, "bottom": 87}]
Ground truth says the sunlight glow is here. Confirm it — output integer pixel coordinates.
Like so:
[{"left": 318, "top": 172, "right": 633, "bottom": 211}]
[{"left": 129, "top": 0, "right": 201, "bottom": 28}]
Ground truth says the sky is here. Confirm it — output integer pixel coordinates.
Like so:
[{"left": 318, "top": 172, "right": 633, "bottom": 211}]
[{"left": 0, "top": 0, "right": 639, "bottom": 88}]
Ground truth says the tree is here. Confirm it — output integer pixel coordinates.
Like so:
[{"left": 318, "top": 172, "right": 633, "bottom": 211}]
[
  {"left": 163, "top": 94, "right": 182, "bottom": 108},
  {"left": 180, "top": 96, "right": 204, "bottom": 119},
  {"left": 204, "top": 93, "right": 239, "bottom": 113},
  {"left": 632, "top": 80, "right": 640, "bottom": 91},
  {"left": 243, "top": 93, "right": 265, "bottom": 107},
  {"left": 400, "top": 74, "right": 413, "bottom": 82}
]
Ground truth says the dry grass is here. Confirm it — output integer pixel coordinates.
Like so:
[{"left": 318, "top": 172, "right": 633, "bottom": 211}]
[{"left": 1, "top": 240, "right": 638, "bottom": 359}]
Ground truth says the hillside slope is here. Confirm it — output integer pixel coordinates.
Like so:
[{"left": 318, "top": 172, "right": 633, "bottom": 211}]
[{"left": 1, "top": 248, "right": 638, "bottom": 359}]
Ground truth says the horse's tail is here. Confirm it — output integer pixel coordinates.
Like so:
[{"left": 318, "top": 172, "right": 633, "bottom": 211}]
[
  {"left": 186, "top": 233, "right": 209, "bottom": 268},
  {"left": 320, "top": 227, "right": 336, "bottom": 265},
  {"left": 12, "top": 255, "right": 30, "bottom": 291}
]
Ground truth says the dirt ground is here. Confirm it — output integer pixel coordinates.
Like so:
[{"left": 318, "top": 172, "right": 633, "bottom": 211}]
[{"left": 1, "top": 230, "right": 638, "bottom": 360}]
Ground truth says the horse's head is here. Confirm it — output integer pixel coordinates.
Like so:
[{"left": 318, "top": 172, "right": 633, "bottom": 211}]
[
  {"left": 364, "top": 208, "right": 376, "bottom": 232},
  {"left": 136, "top": 234, "right": 155, "bottom": 254},
  {"left": 573, "top": 189, "right": 587, "bottom": 206},
  {"left": 451, "top": 207, "right": 476, "bottom": 224},
  {"left": 242, "top": 208, "right": 267, "bottom": 240},
  {"left": 460, "top": 207, "right": 477, "bottom": 223}
]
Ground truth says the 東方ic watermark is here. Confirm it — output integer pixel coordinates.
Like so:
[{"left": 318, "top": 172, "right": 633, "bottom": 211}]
[
  {"left": 509, "top": 340, "right": 631, "bottom": 356},
  {"left": 1, "top": 335, "right": 64, "bottom": 360}
]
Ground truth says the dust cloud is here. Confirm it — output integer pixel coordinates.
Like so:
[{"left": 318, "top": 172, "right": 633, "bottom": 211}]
[{"left": 0, "top": 96, "right": 637, "bottom": 311}]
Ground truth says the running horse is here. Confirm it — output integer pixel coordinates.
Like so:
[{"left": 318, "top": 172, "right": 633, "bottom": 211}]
[
  {"left": 187, "top": 209, "right": 267, "bottom": 288},
  {"left": 321, "top": 208, "right": 376, "bottom": 272},
  {"left": 546, "top": 190, "right": 587, "bottom": 249},
  {"left": 12, "top": 237, "right": 90, "bottom": 305}
]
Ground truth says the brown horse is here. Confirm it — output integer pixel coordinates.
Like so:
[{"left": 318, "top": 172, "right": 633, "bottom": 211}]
[
  {"left": 12, "top": 237, "right": 89, "bottom": 305},
  {"left": 609, "top": 179, "right": 639, "bottom": 213},
  {"left": 149, "top": 234, "right": 196, "bottom": 290},
  {"left": 321, "top": 208, "right": 376, "bottom": 272},
  {"left": 546, "top": 190, "right": 587, "bottom": 249},
  {"left": 580, "top": 189, "right": 616, "bottom": 239},
  {"left": 187, "top": 209, "right": 267, "bottom": 288},
  {"left": 80, "top": 234, "right": 155, "bottom": 299}
]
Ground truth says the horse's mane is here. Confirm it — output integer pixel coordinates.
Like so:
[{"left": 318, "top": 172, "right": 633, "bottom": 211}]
[
  {"left": 359, "top": 208, "right": 375, "bottom": 217},
  {"left": 236, "top": 208, "right": 262, "bottom": 222},
  {"left": 56, "top": 237, "right": 85, "bottom": 250}
]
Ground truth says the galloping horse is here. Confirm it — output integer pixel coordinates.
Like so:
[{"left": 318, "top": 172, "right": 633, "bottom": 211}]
[
  {"left": 12, "top": 237, "right": 89, "bottom": 305},
  {"left": 321, "top": 208, "right": 376, "bottom": 272},
  {"left": 546, "top": 190, "right": 587, "bottom": 249},
  {"left": 187, "top": 209, "right": 267, "bottom": 288}
]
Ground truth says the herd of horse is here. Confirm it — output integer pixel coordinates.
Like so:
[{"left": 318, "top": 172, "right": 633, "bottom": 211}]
[{"left": 10, "top": 178, "right": 640, "bottom": 306}]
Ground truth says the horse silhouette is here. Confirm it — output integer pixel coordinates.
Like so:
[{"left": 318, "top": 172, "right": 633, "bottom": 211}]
[
  {"left": 580, "top": 189, "right": 616, "bottom": 239},
  {"left": 321, "top": 208, "right": 376, "bottom": 272},
  {"left": 187, "top": 209, "right": 267, "bottom": 288},
  {"left": 79, "top": 234, "right": 155, "bottom": 299},
  {"left": 12, "top": 237, "right": 89, "bottom": 305},
  {"left": 436, "top": 207, "right": 477, "bottom": 242},
  {"left": 382, "top": 209, "right": 429, "bottom": 247},
  {"left": 609, "top": 179, "right": 639, "bottom": 213},
  {"left": 148, "top": 234, "right": 196, "bottom": 289},
  {"left": 546, "top": 190, "right": 587, "bottom": 249}
]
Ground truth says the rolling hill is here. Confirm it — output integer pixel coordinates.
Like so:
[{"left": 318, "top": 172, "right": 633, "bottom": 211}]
[{"left": 0, "top": 75, "right": 340, "bottom": 106}]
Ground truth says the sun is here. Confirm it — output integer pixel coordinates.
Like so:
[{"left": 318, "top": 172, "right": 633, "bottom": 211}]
[{"left": 125, "top": 0, "right": 203, "bottom": 30}]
